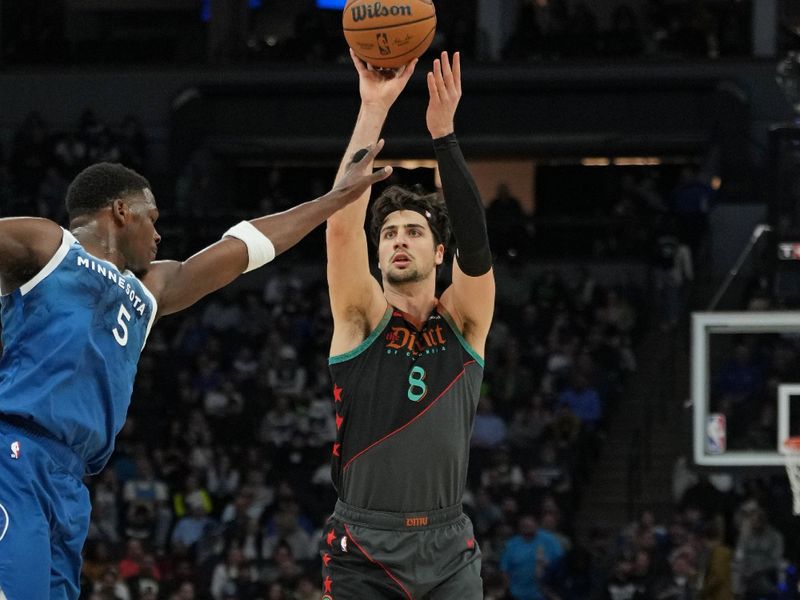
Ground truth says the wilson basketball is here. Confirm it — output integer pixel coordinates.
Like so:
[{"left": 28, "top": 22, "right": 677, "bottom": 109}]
[{"left": 343, "top": 0, "right": 436, "bottom": 69}]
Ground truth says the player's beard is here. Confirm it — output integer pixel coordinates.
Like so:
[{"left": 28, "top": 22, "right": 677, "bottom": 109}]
[{"left": 386, "top": 262, "right": 434, "bottom": 285}]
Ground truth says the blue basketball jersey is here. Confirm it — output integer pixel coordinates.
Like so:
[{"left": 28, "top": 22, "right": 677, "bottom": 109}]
[{"left": 0, "top": 229, "right": 157, "bottom": 474}]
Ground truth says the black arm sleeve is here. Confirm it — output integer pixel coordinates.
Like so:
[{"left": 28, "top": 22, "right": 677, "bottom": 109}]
[{"left": 433, "top": 133, "right": 493, "bottom": 276}]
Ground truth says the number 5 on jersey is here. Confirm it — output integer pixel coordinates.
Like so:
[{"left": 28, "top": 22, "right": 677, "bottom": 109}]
[
  {"left": 407, "top": 366, "right": 428, "bottom": 402},
  {"left": 113, "top": 304, "right": 131, "bottom": 346}
]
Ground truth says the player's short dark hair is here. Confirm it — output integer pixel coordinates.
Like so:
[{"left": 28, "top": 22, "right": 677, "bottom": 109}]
[
  {"left": 369, "top": 185, "right": 450, "bottom": 248},
  {"left": 66, "top": 162, "right": 151, "bottom": 219}
]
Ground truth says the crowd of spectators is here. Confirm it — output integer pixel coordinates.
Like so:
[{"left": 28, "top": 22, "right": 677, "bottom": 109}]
[
  {"left": 0, "top": 0, "right": 756, "bottom": 67},
  {"left": 0, "top": 109, "right": 147, "bottom": 223}
]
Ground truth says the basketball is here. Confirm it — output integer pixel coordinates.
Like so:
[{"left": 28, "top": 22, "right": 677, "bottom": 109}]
[{"left": 343, "top": 0, "right": 437, "bottom": 69}]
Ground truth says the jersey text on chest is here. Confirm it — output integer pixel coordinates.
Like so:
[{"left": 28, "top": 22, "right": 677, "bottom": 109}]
[
  {"left": 76, "top": 256, "right": 149, "bottom": 317},
  {"left": 385, "top": 323, "right": 447, "bottom": 357}
]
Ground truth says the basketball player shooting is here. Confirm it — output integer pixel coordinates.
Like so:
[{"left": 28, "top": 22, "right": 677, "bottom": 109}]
[
  {"left": 322, "top": 50, "right": 495, "bottom": 598},
  {"left": 0, "top": 145, "right": 390, "bottom": 600}
]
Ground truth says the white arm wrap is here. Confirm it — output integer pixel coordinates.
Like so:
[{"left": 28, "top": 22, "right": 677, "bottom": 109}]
[{"left": 223, "top": 221, "right": 276, "bottom": 273}]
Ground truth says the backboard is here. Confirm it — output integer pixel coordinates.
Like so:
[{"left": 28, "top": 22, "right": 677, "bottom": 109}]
[{"left": 692, "top": 311, "right": 800, "bottom": 466}]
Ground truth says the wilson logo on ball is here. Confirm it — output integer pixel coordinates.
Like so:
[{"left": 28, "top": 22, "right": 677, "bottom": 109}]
[
  {"left": 350, "top": 2, "right": 412, "bottom": 22},
  {"left": 343, "top": 0, "right": 436, "bottom": 69}
]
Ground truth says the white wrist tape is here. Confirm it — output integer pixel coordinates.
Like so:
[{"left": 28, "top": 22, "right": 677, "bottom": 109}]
[{"left": 223, "top": 221, "right": 276, "bottom": 273}]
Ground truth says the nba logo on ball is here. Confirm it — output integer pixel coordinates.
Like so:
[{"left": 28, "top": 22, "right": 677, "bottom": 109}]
[{"left": 706, "top": 413, "right": 726, "bottom": 454}]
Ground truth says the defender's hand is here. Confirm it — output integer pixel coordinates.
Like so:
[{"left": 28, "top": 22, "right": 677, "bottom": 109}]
[
  {"left": 331, "top": 139, "right": 392, "bottom": 205},
  {"left": 426, "top": 51, "right": 462, "bottom": 139}
]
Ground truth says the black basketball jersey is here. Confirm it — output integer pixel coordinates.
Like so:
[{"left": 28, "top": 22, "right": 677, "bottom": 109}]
[{"left": 328, "top": 304, "right": 484, "bottom": 513}]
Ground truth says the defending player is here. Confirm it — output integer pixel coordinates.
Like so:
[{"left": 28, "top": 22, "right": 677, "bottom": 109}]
[
  {"left": 0, "top": 144, "right": 390, "bottom": 600},
  {"left": 322, "top": 51, "right": 495, "bottom": 598}
]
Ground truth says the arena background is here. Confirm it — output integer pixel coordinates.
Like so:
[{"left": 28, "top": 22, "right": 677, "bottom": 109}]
[{"left": 2, "top": 1, "right": 800, "bottom": 599}]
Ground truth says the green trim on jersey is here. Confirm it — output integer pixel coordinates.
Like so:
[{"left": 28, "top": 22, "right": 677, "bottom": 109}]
[
  {"left": 329, "top": 306, "right": 393, "bottom": 365},
  {"left": 440, "top": 310, "right": 485, "bottom": 368}
]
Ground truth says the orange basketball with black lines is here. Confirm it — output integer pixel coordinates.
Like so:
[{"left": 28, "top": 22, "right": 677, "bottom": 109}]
[{"left": 343, "top": 0, "right": 436, "bottom": 69}]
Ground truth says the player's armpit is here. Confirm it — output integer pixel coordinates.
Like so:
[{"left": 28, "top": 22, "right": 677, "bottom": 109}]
[
  {"left": 326, "top": 230, "right": 386, "bottom": 354},
  {"left": 0, "top": 218, "right": 63, "bottom": 294},
  {"left": 440, "top": 261, "right": 495, "bottom": 358}
]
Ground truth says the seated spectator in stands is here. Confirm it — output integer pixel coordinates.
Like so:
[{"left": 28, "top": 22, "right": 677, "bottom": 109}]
[
  {"left": 472, "top": 396, "right": 508, "bottom": 450},
  {"left": 156, "top": 542, "right": 197, "bottom": 595},
  {"left": 136, "top": 581, "right": 159, "bottom": 600},
  {"left": 52, "top": 130, "right": 88, "bottom": 178},
  {"left": 232, "top": 345, "right": 259, "bottom": 383},
  {"left": 119, "top": 538, "right": 160, "bottom": 581},
  {"left": 540, "top": 503, "right": 571, "bottom": 554},
  {"left": 207, "top": 449, "right": 242, "bottom": 503},
  {"left": 549, "top": 402, "right": 582, "bottom": 451},
  {"left": 472, "top": 488, "right": 504, "bottom": 539},
  {"left": 227, "top": 516, "right": 263, "bottom": 562},
  {"left": 261, "top": 541, "right": 303, "bottom": 588},
  {"left": 508, "top": 394, "right": 553, "bottom": 457},
  {"left": 268, "top": 344, "right": 307, "bottom": 398},
  {"left": 595, "top": 288, "right": 636, "bottom": 334},
  {"left": 221, "top": 485, "right": 268, "bottom": 535},
  {"left": 645, "top": 544, "right": 697, "bottom": 600},
  {"left": 490, "top": 339, "right": 536, "bottom": 414},
  {"left": 262, "top": 499, "right": 315, "bottom": 562},
  {"left": 210, "top": 545, "right": 259, "bottom": 600},
  {"left": 125, "top": 553, "right": 162, "bottom": 598},
  {"left": 172, "top": 314, "right": 211, "bottom": 358},
  {"left": 88, "top": 469, "right": 122, "bottom": 545},
  {"left": 557, "top": 372, "right": 602, "bottom": 431},
  {"left": 192, "top": 352, "right": 224, "bottom": 404},
  {"left": 89, "top": 127, "right": 122, "bottom": 164},
  {"left": 264, "top": 581, "right": 291, "bottom": 600},
  {"left": 202, "top": 294, "right": 243, "bottom": 334},
  {"left": 484, "top": 570, "right": 513, "bottom": 600},
  {"left": 522, "top": 445, "right": 572, "bottom": 512},
  {"left": 734, "top": 507, "right": 784, "bottom": 598},
  {"left": 259, "top": 395, "right": 298, "bottom": 451},
  {"left": 203, "top": 376, "right": 245, "bottom": 442},
  {"left": 602, "top": 556, "right": 638, "bottom": 600},
  {"left": 173, "top": 472, "right": 213, "bottom": 519},
  {"left": 297, "top": 397, "right": 337, "bottom": 450},
  {"left": 501, "top": 514, "right": 565, "bottom": 600},
  {"left": 631, "top": 549, "right": 654, "bottom": 597},
  {"left": 243, "top": 468, "right": 276, "bottom": 520},
  {"left": 123, "top": 456, "right": 171, "bottom": 547},
  {"left": 168, "top": 581, "right": 197, "bottom": 600},
  {"left": 93, "top": 569, "right": 132, "bottom": 600},
  {"left": 171, "top": 496, "right": 217, "bottom": 553},
  {"left": 698, "top": 522, "right": 732, "bottom": 600},
  {"left": 482, "top": 448, "right": 525, "bottom": 497},
  {"left": 293, "top": 573, "right": 323, "bottom": 600},
  {"left": 83, "top": 540, "right": 115, "bottom": 587}
]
